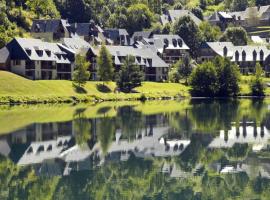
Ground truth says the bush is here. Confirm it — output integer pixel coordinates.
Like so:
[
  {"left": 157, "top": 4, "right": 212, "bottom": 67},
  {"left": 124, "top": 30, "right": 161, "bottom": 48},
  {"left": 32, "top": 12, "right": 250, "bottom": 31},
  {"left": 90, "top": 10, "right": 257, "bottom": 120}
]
[
  {"left": 190, "top": 57, "right": 240, "bottom": 97},
  {"left": 250, "top": 64, "right": 265, "bottom": 96},
  {"left": 189, "top": 61, "right": 219, "bottom": 97}
]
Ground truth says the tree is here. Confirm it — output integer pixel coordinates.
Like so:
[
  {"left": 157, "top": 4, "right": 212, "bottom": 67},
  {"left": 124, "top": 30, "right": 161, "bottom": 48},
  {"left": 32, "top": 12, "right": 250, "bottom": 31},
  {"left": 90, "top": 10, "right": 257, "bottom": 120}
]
[
  {"left": 250, "top": 63, "right": 265, "bottom": 96},
  {"left": 97, "top": 44, "right": 114, "bottom": 83},
  {"left": 191, "top": 7, "right": 204, "bottom": 20},
  {"left": 176, "top": 55, "right": 193, "bottom": 84},
  {"left": 126, "top": 3, "right": 153, "bottom": 33},
  {"left": 26, "top": 0, "right": 60, "bottom": 18},
  {"left": 231, "top": 0, "right": 248, "bottom": 11},
  {"left": 72, "top": 54, "right": 90, "bottom": 88},
  {"left": 173, "top": 16, "right": 202, "bottom": 57},
  {"left": 220, "top": 27, "right": 248, "bottom": 46},
  {"left": 214, "top": 57, "right": 240, "bottom": 96},
  {"left": 199, "top": 21, "right": 222, "bottom": 42},
  {"left": 116, "top": 55, "right": 144, "bottom": 93},
  {"left": 189, "top": 61, "right": 219, "bottom": 97}
]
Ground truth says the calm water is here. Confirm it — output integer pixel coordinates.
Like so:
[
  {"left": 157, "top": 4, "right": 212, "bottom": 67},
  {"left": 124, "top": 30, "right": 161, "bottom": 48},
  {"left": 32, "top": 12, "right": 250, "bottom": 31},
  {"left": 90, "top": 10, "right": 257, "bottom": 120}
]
[{"left": 1, "top": 99, "right": 270, "bottom": 199}]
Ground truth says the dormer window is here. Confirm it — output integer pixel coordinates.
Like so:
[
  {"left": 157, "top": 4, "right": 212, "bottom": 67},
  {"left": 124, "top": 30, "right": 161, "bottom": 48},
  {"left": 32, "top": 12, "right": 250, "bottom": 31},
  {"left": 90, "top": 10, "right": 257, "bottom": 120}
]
[
  {"left": 178, "top": 39, "right": 183, "bottom": 47},
  {"left": 242, "top": 50, "right": 246, "bottom": 62},
  {"left": 136, "top": 56, "right": 141, "bottom": 63},
  {"left": 253, "top": 50, "right": 257, "bottom": 61},
  {"left": 235, "top": 51, "right": 239, "bottom": 62},
  {"left": 36, "top": 50, "right": 43, "bottom": 57},
  {"left": 260, "top": 50, "right": 264, "bottom": 60},
  {"left": 25, "top": 49, "right": 32, "bottom": 56},
  {"left": 56, "top": 54, "right": 61, "bottom": 60},
  {"left": 35, "top": 24, "right": 40, "bottom": 32},
  {"left": 163, "top": 38, "right": 169, "bottom": 48},
  {"left": 172, "top": 39, "right": 177, "bottom": 47},
  {"left": 147, "top": 58, "right": 152, "bottom": 67},
  {"left": 45, "top": 50, "right": 51, "bottom": 57},
  {"left": 223, "top": 46, "right": 228, "bottom": 57}
]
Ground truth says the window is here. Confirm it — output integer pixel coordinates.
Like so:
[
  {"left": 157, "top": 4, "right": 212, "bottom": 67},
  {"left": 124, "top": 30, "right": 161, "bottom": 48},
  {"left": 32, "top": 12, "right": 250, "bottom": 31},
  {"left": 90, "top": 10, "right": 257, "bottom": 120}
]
[
  {"left": 223, "top": 46, "right": 228, "bottom": 57},
  {"left": 242, "top": 50, "right": 246, "bottom": 62},
  {"left": 253, "top": 50, "right": 257, "bottom": 61},
  {"left": 45, "top": 50, "right": 51, "bottom": 57},
  {"left": 260, "top": 50, "right": 264, "bottom": 61},
  {"left": 36, "top": 50, "right": 43, "bottom": 57},
  {"left": 178, "top": 39, "right": 183, "bottom": 47},
  {"left": 235, "top": 51, "right": 239, "bottom": 62},
  {"left": 14, "top": 60, "right": 21, "bottom": 65},
  {"left": 26, "top": 49, "right": 32, "bottom": 56}
]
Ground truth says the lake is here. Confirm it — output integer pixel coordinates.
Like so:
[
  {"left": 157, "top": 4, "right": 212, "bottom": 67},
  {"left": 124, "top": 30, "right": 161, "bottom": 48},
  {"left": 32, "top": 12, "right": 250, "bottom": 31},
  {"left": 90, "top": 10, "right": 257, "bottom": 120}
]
[{"left": 0, "top": 99, "right": 270, "bottom": 199}]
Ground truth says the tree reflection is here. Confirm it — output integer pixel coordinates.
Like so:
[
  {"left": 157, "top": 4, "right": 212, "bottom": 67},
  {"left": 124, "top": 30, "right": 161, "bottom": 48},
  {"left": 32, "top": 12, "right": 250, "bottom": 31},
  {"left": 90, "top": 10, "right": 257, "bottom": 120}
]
[
  {"left": 97, "top": 116, "right": 116, "bottom": 155},
  {"left": 73, "top": 108, "right": 91, "bottom": 146}
]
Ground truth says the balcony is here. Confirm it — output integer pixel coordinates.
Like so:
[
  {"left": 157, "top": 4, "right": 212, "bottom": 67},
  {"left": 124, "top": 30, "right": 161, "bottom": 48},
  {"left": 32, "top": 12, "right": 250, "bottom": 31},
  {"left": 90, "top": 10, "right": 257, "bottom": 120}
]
[{"left": 41, "top": 61, "right": 56, "bottom": 70}]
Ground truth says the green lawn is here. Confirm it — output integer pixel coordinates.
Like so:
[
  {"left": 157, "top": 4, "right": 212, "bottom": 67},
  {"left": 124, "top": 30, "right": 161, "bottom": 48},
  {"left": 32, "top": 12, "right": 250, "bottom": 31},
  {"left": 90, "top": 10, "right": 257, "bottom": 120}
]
[
  {"left": 1, "top": 71, "right": 270, "bottom": 104},
  {"left": 0, "top": 71, "right": 190, "bottom": 103}
]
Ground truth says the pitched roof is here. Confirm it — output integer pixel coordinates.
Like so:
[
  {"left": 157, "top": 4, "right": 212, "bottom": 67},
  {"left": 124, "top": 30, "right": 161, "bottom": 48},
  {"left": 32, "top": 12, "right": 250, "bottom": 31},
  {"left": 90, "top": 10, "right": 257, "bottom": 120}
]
[
  {"left": 132, "top": 31, "right": 153, "bottom": 40},
  {"left": 104, "top": 45, "right": 169, "bottom": 68},
  {"left": 167, "top": 10, "right": 202, "bottom": 26},
  {"left": 31, "top": 19, "right": 69, "bottom": 33},
  {"left": 10, "top": 38, "right": 73, "bottom": 64},
  {"left": 205, "top": 41, "right": 270, "bottom": 62},
  {"left": 62, "top": 37, "right": 91, "bottom": 54},
  {"left": 141, "top": 34, "right": 190, "bottom": 54}
]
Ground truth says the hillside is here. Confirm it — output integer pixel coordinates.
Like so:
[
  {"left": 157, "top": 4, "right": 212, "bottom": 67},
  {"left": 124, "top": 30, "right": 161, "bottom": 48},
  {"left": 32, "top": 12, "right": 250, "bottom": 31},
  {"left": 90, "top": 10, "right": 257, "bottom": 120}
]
[
  {"left": 1, "top": 0, "right": 267, "bottom": 48},
  {"left": 0, "top": 71, "right": 190, "bottom": 103}
]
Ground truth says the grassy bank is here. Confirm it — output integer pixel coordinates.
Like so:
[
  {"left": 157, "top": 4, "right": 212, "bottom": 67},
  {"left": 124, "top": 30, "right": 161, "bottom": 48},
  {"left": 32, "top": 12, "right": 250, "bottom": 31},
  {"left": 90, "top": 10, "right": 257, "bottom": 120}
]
[
  {"left": 1, "top": 71, "right": 270, "bottom": 104},
  {"left": 0, "top": 71, "right": 190, "bottom": 104}
]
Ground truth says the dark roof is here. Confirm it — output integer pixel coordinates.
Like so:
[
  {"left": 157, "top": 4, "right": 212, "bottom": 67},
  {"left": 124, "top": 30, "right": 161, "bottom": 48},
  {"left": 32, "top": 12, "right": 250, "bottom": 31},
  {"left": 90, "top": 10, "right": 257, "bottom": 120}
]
[
  {"left": 0, "top": 47, "right": 10, "bottom": 63},
  {"left": 104, "top": 29, "right": 129, "bottom": 38},
  {"left": 31, "top": 19, "right": 69, "bottom": 33},
  {"left": 132, "top": 31, "right": 153, "bottom": 40}
]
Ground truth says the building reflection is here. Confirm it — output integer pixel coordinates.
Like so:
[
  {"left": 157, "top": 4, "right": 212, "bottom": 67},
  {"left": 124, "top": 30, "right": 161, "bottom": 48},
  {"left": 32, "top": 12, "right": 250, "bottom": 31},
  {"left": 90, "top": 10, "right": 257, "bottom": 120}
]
[{"left": 0, "top": 114, "right": 191, "bottom": 177}]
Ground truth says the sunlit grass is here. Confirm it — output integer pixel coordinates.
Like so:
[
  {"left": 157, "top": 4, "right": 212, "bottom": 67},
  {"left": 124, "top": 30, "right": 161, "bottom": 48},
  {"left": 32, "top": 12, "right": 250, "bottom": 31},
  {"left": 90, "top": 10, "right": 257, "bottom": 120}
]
[{"left": 0, "top": 71, "right": 189, "bottom": 103}]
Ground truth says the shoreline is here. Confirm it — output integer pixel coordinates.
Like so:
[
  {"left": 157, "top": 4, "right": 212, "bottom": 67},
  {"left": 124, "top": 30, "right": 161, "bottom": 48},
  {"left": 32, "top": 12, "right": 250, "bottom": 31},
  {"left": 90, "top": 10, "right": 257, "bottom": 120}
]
[{"left": 0, "top": 94, "right": 267, "bottom": 105}]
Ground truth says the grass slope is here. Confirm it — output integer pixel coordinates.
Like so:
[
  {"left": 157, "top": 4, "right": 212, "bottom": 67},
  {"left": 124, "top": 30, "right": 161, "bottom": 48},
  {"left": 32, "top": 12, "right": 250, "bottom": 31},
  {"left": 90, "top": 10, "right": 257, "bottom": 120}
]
[{"left": 0, "top": 71, "right": 190, "bottom": 103}]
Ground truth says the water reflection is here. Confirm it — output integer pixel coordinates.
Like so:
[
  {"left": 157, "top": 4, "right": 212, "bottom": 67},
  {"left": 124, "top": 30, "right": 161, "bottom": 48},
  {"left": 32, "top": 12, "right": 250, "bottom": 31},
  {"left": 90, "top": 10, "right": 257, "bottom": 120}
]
[{"left": 1, "top": 99, "right": 270, "bottom": 199}]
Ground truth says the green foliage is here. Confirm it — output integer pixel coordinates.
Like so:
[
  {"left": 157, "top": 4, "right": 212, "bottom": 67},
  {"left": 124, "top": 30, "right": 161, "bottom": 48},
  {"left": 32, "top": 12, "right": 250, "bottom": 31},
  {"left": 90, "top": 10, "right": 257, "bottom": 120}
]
[
  {"left": 190, "top": 61, "right": 219, "bottom": 97},
  {"left": 214, "top": 57, "right": 240, "bottom": 96},
  {"left": 72, "top": 54, "right": 90, "bottom": 87},
  {"left": 231, "top": 0, "right": 248, "bottom": 11},
  {"left": 171, "top": 55, "right": 193, "bottom": 84},
  {"left": 173, "top": 15, "right": 202, "bottom": 57},
  {"left": 227, "top": 143, "right": 250, "bottom": 159},
  {"left": 126, "top": 3, "right": 153, "bottom": 33},
  {"left": 26, "top": 0, "right": 60, "bottom": 18},
  {"left": 73, "top": 108, "right": 91, "bottom": 146},
  {"left": 199, "top": 21, "right": 222, "bottom": 42},
  {"left": 190, "top": 57, "right": 240, "bottom": 97},
  {"left": 250, "top": 63, "right": 265, "bottom": 96},
  {"left": 220, "top": 27, "right": 248, "bottom": 46},
  {"left": 116, "top": 55, "right": 144, "bottom": 93},
  {"left": 97, "top": 45, "right": 114, "bottom": 82}
]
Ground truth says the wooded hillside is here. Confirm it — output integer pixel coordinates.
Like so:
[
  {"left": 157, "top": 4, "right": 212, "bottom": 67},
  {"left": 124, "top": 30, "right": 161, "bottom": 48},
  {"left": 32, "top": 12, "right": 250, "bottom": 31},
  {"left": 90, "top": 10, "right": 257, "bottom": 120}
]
[{"left": 0, "top": 0, "right": 269, "bottom": 48}]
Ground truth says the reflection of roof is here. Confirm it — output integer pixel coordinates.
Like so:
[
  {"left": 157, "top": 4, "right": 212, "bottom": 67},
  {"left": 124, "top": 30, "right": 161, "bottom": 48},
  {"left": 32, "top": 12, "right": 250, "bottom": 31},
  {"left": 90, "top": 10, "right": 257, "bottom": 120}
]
[
  {"left": 16, "top": 136, "right": 73, "bottom": 165},
  {"left": 208, "top": 126, "right": 270, "bottom": 149}
]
